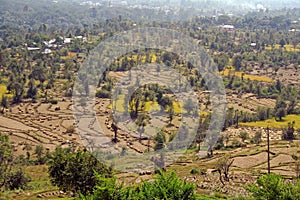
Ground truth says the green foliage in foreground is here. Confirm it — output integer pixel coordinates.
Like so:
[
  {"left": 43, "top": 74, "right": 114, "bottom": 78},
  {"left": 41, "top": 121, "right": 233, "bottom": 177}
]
[
  {"left": 48, "top": 147, "right": 112, "bottom": 195},
  {"left": 79, "top": 171, "right": 196, "bottom": 200},
  {"left": 0, "top": 133, "right": 30, "bottom": 191},
  {"left": 247, "top": 174, "right": 300, "bottom": 200}
]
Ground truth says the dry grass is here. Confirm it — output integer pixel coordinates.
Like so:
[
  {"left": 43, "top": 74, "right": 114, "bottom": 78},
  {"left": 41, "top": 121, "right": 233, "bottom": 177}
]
[{"left": 61, "top": 52, "right": 77, "bottom": 60}]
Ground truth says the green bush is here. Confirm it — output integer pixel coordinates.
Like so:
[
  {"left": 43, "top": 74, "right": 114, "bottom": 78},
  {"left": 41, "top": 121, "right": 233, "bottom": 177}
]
[
  {"left": 0, "top": 133, "right": 31, "bottom": 190},
  {"left": 95, "top": 89, "right": 111, "bottom": 98},
  {"left": 190, "top": 168, "right": 199, "bottom": 174},
  {"left": 80, "top": 171, "right": 196, "bottom": 200},
  {"left": 250, "top": 132, "right": 262, "bottom": 145},
  {"left": 48, "top": 147, "right": 112, "bottom": 195},
  {"left": 5, "top": 169, "right": 31, "bottom": 190},
  {"left": 50, "top": 99, "right": 58, "bottom": 104},
  {"left": 239, "top": 131, "right": 249, "bottom": 143},
  {"left": 247, "top": 174, "right": 300, "bottom": 200},
  {"left": 232, "top": 139, "right": 242, "bottom": 148}
]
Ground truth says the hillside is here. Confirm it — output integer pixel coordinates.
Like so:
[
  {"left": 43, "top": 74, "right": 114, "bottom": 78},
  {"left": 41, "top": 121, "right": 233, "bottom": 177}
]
[{"left": 0, "top": 1, "right": 300, "bottom": 199}]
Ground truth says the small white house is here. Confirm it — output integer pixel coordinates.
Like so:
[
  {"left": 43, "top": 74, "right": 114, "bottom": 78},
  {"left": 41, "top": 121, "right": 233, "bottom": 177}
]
[
  {"left": 64, "top": 38, "right": 72, "bottom": 44},
  {"left": 27, "top": 47, "right": 40, "bottom": 51},
  {"left": 42, "top": 49, "right": 52, "bottom": 54}
]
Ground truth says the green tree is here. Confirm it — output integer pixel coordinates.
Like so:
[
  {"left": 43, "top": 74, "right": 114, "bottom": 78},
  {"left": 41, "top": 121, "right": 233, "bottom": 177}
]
[
  {"left": 35, "top": 145, "right": 46, "bottom": 164},
  {"left": 214, "top": 53, "right": 229, "bottom": 71},
  {"left": 1, "top": 95, "right": 9, "bottom": 112},
  {"left": 251, "top": 131, "right": 262, "bottom": 144},
  {"left": 168, "top": 103, "right": 175, "bottom": 124},
  {"left": 232, "top": 55, "right": 243, "bottom": 71},
  {"left": 80, "top": 174, "right": 124, "bottom": 200},
  {"left": 239, "top": 131, "right": 249, "bottom": 143},
  {"left": 158, "top": 96, "right": 172, "bottom": 112},
  {"left": 279, "top": 38, "right": 286, "bottom": 48},
  {"left": 0, "top": 133, "right": 13, "bottom": 188},
  {"left": 282, "top": 121, "right": 295, "bottom": 141},
  {"left": 5, "top": 169, "right": 31, "bottom": 190},
  {"left": 274, "top": 97, "right": 287, "bottom": 121},
  {"left": 48, "top": 147, "right": 112, "bottom": 195},
  {"left": 27, "top": 78, "right": 37, "bottom": 99},
  {"left": 135, "top": 113, "right": 149, "bottom": 141},
  {"left": 154, "top": 130, "right": 166, "bottom": 151},
  {"left": 9, "top": 78, "right": 25, "bottom": 103},
  {"left": 30, "top": 65, "right": 48, "bottom": 86},
  {"left": 0, "top": 132, "right": 30, "bottom": 190},
  {"left": 275, "top": 80, "right": 282, "bottom": 93}
]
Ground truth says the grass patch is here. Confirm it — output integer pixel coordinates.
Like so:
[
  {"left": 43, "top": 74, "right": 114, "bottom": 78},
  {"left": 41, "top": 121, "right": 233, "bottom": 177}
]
[
  {"left": 240, "top": 114, "right": 300, "bottom": 129},
  {"left": 2, "top": 165, "right": 59, "bottom": 200},
  {"left": 221, "top": 69, "right": 273, "bottom": 83},
  {"left": 24, "top": 165, "right": 55, "bottom": 191}
]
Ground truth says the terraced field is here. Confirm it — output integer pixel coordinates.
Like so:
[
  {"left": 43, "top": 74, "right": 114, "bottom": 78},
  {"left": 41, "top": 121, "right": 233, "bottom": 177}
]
[{"left": 0, "top": 99, "right": 80, "bottom": 156}]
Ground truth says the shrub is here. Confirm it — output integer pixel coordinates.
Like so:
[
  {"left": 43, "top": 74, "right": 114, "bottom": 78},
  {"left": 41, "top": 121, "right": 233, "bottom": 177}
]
[
  {"left": 50, "top": 99, "right": 58, "bottom": 104},
  {"left": 232, "top": 139, "right": 242, "bottom": 148},
  {"left": 66, "top": 125, "right": 75, "bottom": 134},
  {"left": 247, "top": 174, "right": 300, "bottom": 200},
  {"left": 154, "top": 131, "right": 166, "bottom": 150},
  {"left": 239, "top": 131, "right": 249, "bottom": 143},
  {"left": 120, "top": 146, "right": 126, "bottom": 156},
  {"left": 95, "top": 90, "right": 111, "bottom": 98},
  {"left": 214, "top": 135, "right": 224, "bottom": 150},
  {"left": 5, "top": 169, "right": 31, "bottom": 190},
  {"left": 81, "top": 171, "right": 196, "bottom": 200},
  {"left": 190, "top": 168, "right": 199, "bottom": 174},
  {"left": 250, "top": 131, "right": 262, "bottom": 144}
]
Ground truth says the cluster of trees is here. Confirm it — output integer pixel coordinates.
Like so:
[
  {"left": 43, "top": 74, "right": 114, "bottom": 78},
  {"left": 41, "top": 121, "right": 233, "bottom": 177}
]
[
  {"left": 222, "top": 81, "right": 298, "bottom": 129},
  {"left": 0, "top": 133, "right": 31, "bottom": 191}
]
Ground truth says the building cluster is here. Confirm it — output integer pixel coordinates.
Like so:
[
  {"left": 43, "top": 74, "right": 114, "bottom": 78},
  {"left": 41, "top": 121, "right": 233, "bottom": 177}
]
[{"left": 26, "top": 36, "right": 87, "bottom": 54}]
